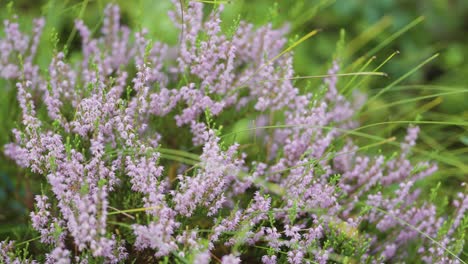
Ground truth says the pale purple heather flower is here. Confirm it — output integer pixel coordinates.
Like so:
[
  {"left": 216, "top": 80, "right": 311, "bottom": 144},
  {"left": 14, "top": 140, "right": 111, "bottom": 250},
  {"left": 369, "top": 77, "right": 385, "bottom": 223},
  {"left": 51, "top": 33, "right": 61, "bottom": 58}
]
[
  {"left": 262, "top": 255, "right": 277, "bottom": 264},
  {"left": 402, "top": 125, "right": 420, "bottom": 154},
  {"left": 1, "top": 19, "right": 28, "bottom": 77},
  {"left": 212, "top": 209, "right": 242, "bottom": 239},
  {"left": 132, "top": 207, "right": 180, "bottom": 257},
  {"left": 221, "top": 254, "right": 241, "bottom": 264},
  {"left": 245, "top": 192, "right": 271, "bottom": 223},
  {"left": 324, "top": 61, "right": 356, "bottom": 127},
  {"left": 287, "top": 249, "right": 304, "bottom": 264},
  {"left": 383, "top": 243, "right": 397, "bottom": 259},
  {"left": 263, "top": 227, "right": 282, "bottom": 250},
  {"left": 30, "top": 195, "right": 50, "bottom": 231},
  {"left": 72, "top": 92, "right": 104, "bottom": 136},
  {"left": 0, "top": 17, "right": 45, "bottom": 93},
  {"left": 0, "top": 241, "right": 16, "bottom": 263},
  {"left": 190, "top": 121, "right": 210, "bottom": 146},
  {"left": 7, "top": 73, "right": 124, "bottom": 260},
  {"left": 449, "top": 192, "right": 468, "bottom": 235},
  {"left": 45, "top": 246, "right": 71, "bottom": 264},
  {"left": 167, "top": 0, "right": 300, "bottom": 118},
  {"left": 174, "top": 83, "right": 225, "bottom": 126},
  {"left": 314, "top": 250, "right": 330, "bottom": 264},
  {"left": 75, "top": 5, "right": 133, "bottom": 77},
  {"left": 44, "top": 52, "right": 77, "bottom": 128},
  {"left": 28, "top": 18, "right": 45, "bottom": 62},
  {"left": 193, "top": 250, "right": 211, "bottom": 264},
  {"left": 282, "top": 160, "right": 339, "bottom": 214},
  {"left": 1, "top": 2, "right": 465, "bottom": 263},
  {"left": 44, "top": 53, "right": 64, "bottom": 120},
  {"left": 30, "top": 195, "right": 66, "bottom": 245},
  {"left": 304, "top": 225, "right": 324, "bottom": 245},
  {"left": 174, "top": 129, "right": 246, "bottom": 216},
  {"left": 1, "top": 241, "right": 40, "bottom": 264},
  {"left": 176, "top": 230, "right": 200, "bottom": 250},
  {"left": 214, "top": 193, "right": 273, "bottom": 247}
]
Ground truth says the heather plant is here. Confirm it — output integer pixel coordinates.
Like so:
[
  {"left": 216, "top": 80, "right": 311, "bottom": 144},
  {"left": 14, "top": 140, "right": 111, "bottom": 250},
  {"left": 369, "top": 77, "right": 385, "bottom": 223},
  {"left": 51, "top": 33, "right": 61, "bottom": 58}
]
[{"left": 0, "top": 1, "right": 467, "bottom": 264}]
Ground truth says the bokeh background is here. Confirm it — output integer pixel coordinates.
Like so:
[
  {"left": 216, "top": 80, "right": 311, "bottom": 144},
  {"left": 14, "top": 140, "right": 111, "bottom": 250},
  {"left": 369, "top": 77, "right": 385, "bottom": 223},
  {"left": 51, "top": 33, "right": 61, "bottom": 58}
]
[{"left": 1, "top": 0, "right": 467, "bottom": 243}]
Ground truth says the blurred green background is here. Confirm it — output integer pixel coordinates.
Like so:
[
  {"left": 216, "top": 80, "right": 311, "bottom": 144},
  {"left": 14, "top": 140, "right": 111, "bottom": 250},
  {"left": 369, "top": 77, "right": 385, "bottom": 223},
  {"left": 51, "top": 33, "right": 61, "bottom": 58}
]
[{"left": 1, "top": 0, "right": 467, "bottom": 239}]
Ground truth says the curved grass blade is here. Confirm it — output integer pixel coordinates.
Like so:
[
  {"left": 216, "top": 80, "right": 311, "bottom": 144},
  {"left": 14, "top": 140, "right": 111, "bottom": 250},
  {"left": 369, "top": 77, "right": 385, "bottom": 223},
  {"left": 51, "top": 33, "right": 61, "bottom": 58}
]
[
  {"left": 364, "top": 16, "right": 425, "bottom": 58},
  {"left": 361, "top": 53, "right": 439, "bottom": 110},
  {"left": 369, "top": 206, "right": 466, "bottom": 264}
]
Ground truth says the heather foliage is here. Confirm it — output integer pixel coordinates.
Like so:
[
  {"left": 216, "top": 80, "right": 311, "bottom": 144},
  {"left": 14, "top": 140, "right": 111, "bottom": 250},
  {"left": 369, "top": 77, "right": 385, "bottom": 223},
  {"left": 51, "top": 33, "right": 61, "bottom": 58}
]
[{"left": 0, "top": 1, "right": 467, "bottom": 264}]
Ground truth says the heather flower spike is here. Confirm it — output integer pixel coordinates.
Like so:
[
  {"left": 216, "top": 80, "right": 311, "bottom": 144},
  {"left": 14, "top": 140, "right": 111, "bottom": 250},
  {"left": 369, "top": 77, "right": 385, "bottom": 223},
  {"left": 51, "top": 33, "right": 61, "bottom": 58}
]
[{"left": 0, "top": 2, "right": 465, "bottom": 264}]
